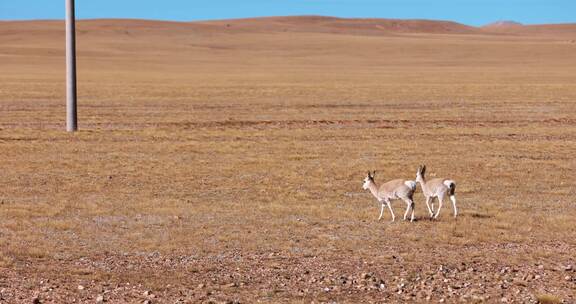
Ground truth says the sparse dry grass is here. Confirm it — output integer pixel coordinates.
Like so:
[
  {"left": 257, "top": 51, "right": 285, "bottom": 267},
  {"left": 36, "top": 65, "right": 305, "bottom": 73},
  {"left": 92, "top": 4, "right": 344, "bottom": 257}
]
[{"left": 0, "top": 19, "right": 575, "bottom": 302}]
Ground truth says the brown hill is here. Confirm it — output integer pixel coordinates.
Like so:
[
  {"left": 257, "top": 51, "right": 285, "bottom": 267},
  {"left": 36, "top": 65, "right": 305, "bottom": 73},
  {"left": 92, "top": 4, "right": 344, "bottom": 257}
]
[
  {"left": 198, "top": 15, "right": 480, "bottom": 35},
  {"left": 481, "top": 20, "right": 576, "bottom": 38},
  {"left": 2, "top": 16, "right": 575, "bottom": 78},
  {"left": 0, "top": 16, "right": 482, "bottom": 39},
  {"left": 2, "top": 16, "right": 575, "bottom": 40},
  {"left": 506, "top": 23, "right": 576, "bottom": 38}
]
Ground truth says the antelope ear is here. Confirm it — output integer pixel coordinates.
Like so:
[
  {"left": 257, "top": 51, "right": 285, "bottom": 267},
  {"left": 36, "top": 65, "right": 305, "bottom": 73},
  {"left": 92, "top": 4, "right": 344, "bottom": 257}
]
[
  {"left": 421, "top": 165, "right": 426, "bottom": 175},
  {"left": 372, "top": 171, "right": 376, "bottom": 178}
]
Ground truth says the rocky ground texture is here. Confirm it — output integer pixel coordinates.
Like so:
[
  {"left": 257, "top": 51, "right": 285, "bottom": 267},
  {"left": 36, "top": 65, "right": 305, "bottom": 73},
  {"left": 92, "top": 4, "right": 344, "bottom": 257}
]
[{"left": 1, "top": 243, "right": 574, "bottom": 303}]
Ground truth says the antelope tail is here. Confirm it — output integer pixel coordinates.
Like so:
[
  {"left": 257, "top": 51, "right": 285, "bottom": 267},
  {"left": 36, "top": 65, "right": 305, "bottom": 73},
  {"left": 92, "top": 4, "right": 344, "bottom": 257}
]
[
  {"left": 404, "top": 180, "right": 417, "bottom": 191},
  {"left": 443, "top": 180, "right": 456, "bottom": 196}
]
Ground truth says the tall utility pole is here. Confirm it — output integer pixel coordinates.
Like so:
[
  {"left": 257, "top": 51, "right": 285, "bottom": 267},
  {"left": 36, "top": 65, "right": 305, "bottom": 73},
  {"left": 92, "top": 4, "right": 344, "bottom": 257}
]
[{"left": 66, "top": 0, "right": 78, "bottom": 132}]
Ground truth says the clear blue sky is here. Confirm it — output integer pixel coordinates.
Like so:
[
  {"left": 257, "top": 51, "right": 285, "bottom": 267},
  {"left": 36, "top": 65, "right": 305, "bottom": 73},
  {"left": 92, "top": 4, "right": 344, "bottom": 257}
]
[{"left": 1, "top": 0, "right": 575, "bottom": 26}]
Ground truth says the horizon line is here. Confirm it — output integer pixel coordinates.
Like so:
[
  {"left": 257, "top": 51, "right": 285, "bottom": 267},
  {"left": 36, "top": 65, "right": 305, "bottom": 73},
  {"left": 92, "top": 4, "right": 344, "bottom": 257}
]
[{"left": 2, "top": 15, "right": 576, "bottom": 27}]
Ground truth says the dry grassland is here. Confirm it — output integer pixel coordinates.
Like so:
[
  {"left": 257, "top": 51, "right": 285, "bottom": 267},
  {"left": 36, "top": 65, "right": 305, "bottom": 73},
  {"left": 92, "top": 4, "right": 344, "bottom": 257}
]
[{"left": 0, "top": 17, "right": 575, "bottom": 303}]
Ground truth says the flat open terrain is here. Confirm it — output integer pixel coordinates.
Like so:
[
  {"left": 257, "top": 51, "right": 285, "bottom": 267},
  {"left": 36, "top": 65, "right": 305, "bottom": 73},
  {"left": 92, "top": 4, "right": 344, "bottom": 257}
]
[{"left": 1, "top": 17, "right": 575, "bottom": 303}]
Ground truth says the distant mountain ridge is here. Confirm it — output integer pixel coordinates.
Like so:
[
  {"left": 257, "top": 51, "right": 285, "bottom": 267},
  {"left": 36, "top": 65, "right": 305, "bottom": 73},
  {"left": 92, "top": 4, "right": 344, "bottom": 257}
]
[
  {"left": 483, "top": 20, "right": 524, "bottom": 28},
  {"left": 1, "top": 16, "right": 575, "bottom": 38},
  {"left": 198, "top": 15, "right": 479, "bottom": 35}
]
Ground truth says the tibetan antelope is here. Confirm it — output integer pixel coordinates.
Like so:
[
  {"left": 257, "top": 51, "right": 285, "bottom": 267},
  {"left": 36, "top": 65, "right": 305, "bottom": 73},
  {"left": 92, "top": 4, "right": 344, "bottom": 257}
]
[
  {"left": 362, "top": 171, "right": 417, "bottom": 222},
  {"left": 415, "top": 165, "right": 457, "bottom": 219}
]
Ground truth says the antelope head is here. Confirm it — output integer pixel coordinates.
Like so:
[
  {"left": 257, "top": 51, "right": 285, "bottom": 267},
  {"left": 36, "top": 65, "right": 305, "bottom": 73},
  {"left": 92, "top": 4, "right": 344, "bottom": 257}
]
[{"left": 363, "top": 171, "right": 376, "bottom": 190}]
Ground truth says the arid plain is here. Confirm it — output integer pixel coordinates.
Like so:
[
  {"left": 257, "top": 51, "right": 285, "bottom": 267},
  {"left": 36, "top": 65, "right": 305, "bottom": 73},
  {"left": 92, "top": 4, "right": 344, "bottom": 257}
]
[{"left": 1, "top": 17, "right": 575, "bottom": 303}]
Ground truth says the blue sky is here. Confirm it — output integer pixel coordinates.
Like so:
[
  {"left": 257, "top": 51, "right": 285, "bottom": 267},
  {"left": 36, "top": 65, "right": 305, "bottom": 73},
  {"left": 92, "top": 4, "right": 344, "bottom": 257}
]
[{"left": 1, "top": 0, "right": 575, "bottom": 26}]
